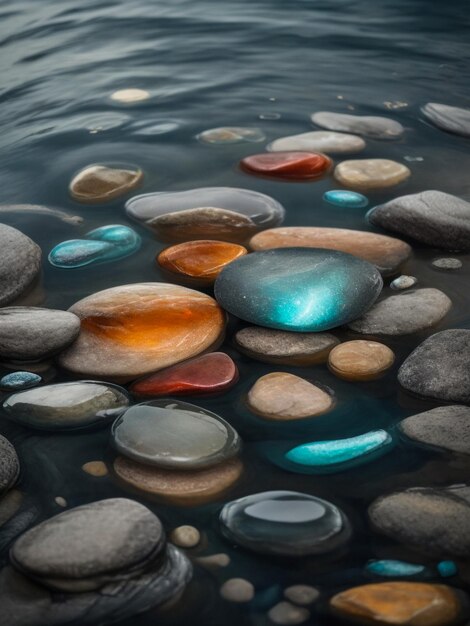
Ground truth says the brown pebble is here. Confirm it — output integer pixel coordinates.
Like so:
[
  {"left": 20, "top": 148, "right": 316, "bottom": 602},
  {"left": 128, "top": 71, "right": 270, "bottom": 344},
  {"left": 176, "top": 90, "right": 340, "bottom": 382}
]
[
  {"left": 81, "top": 461, "right": 108, "bottom": 477},
  {"left": 328, "top": 340, "right": 395, "bottom": 381},
  {"left": 268, "top": 601, "right": 310, "bottom": 625},
  {"left": 69, "top": 164, "right": 143, "bottom": 204},
  {"left": 195, "top": 553, "right": 231, "bottom": 568},
  {"left": 170, "top": 525, "right": 201, "bottom": 548},
  {"left": 220, "top": 578, "right": 255, "bottom": 603}
]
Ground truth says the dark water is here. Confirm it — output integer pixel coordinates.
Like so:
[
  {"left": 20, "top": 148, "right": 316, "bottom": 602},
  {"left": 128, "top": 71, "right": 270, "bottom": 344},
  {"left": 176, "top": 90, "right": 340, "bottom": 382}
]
[{"left": 1, "top": 0, "right": 470, "bottom": 624}]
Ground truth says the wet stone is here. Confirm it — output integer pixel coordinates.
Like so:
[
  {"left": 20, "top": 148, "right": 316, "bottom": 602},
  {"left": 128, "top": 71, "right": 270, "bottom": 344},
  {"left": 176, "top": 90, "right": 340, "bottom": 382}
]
[
  {"left": 366, "top": 560, "right": 426, "bottom": 578},
  {"left": 422, "top": 102, "right": 470, "bottom": 138},
  {"left": 214, "top": 248, "right": 383, "bottom": 332},
  {"left": 247, "top": 373, "right": 333, "bottom": 420},
  {"left": 220, "top": 578, "right": 255, "bottom": 603},
  {"left": 0, "top": 224, "right": 42, "bottom": 307},
  {"left": 334, "top": 159, "right": 411, "bottom": 189},
  {"left": 69, "top": 164, "right": 143, "bottom": 203},
  {"left": 0, "top": 435, "right": 20, "bottom": 494},
  {"left": 328, "top": 340, "right": 395, "bottom": 381},
  {"left": 398, "top": 405, "right": 470, "bottom": 455},
  {"left": 110, "top": 88, "right": 150, "bottom": 102},
  {"left": 195, "top": 553, "right": 230, "bottom": 568},
  {"left": 284, "top": 585, "right": 319, "bottom": 606},
  {"left": 240, "top": 151, "right": 332, "bottom": 181},
  {"left": 311, "top": 111, "right": 405, "bottom": 139},
  {"left": 268, "top": 602, "right": 310, "bottom": 625},
  {"left": 197, "top": 127, "right": 265, "bottom": 144},
  {"left": 348, "top": 288, "right": 451, "bottom": 336},
  {"left": 170, "top": 525, "right": 200, "bottom": 549},
  {"left": 3, "top": 381, "right": 130, "bottom": 431},
  {"left": 267, "top": 131, "right": 365, "bottom": 154},
  {"left": 390, "top": 275, "right": 418, "bottom": 290},
  {"left": 0, "top": 372, "right": 42, "bottom": 391},
  {"left": 81, "top": 461, "right": 108, "bottom": 477},
  {"left": 219, "top": 490, "right": 351, "bottom": 556},
  {"left": 130, "top": 352, "right": 238, "bottom": 397},
  {"left": 111, "top": 399, "right": 240, "bottom": 470},
  {"left": 437, "top": 562, "right": 458, "bottom": 578},
  {"left": 432, "top": 257, "right": 462, "bottom": 270},
  {"left": 323, "top": 189, "right": 369, "bottom": 208}
]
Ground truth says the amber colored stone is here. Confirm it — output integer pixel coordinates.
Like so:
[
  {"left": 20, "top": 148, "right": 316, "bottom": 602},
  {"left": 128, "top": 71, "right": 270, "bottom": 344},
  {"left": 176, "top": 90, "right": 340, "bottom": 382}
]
[
  {"left": 157, "top": 240, "right": 247, "bottom": 285},
  {"left": 249, "top": 227, "right": 411, "bottom": 276},
  {"left": 240, "top": 152, "right": 332, "bottom": 181},
  {"left": 330, "top": 582, "right": 461, "bottom": 626},
  {"left": 69, "top": 165, "right": 143, "bottom": 203},
  {"left": 130, "top": 352, "right": 238, "bottom": 397},
  {"left": 328, "top": 341, "right": 395, "bottom": 381},
  {"left": 58, "top": 283, "right": 226, "bottom": 382},
  {"left": 113, "top": 455, "right": 243, "bottom": 505},
  {"left": 81, "top": 461, "right": 108, "bottom": 477}
]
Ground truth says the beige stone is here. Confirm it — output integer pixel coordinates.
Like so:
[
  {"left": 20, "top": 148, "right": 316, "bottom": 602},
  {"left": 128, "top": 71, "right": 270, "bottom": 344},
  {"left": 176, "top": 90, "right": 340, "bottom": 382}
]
[
  {"left": 334, "top": 159, "right": 410, "bottom": 189},
  {"left": 69, "top": 165, "right": 143, "bottom": 203},
  {"left": 170, "top": 525, "right": 200, "bottom": 548},
  {"left": 268, "top": 601, "right": 310, "bottom": 625},
  {"left": 220, "top": 578, "right": 255, "bottom": 603},
  {"left": 81, "top": 461, "right": 108, "bottom": 477},
  {"left": 110, "top": 88, "right": 150, "bottom": 103},
  {"left": 328, "top": 340, "right": 395, "bottom": 381}
]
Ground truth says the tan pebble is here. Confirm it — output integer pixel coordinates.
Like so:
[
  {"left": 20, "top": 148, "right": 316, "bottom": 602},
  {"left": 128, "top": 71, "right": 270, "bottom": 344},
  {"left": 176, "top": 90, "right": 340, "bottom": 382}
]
[
  {"left": 55, "top": 497, "right": 67, "bottom": 507},
  {"left": 82, "top": 461, "right": 108, "bottom": 477},
  {"left": 328, "top": 340, "right": 395, "bottom": 381},
  {"left": 170, "top": 525, "right": 201, "bottom": 548},
  {"left": 69, "top": 164, "right": 143, "bottom": 204},
  {"left": 268, "top": 601, "right": 310, "bottom": 625},
  {"left": 110, "top": 88, "right": 150, "bottom": 102},
  {"left": 334, "top": 159, "right": 410, "bottom": 190},
  {"left": 195, "top": 553, "right": 231, "bottom": 568},
  {"left": 220, "top": 578, "right": 255, "bottom": 603},
  {"left": 284, "top": 585, "right": 320, "bottom": 606}
]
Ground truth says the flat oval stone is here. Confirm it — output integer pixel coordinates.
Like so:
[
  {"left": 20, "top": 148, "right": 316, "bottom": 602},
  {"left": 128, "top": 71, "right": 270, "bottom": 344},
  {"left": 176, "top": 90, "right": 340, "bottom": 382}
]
[
  {"left": 422, "top": 102, "right": 470, "bottom": 138},
  {"left": 0, "top": 435, "right": 20, "bottom": 493},
  {"left": 0, "top": 224, "right": 42, "bottom": 307},
  {"left": 82, "top": 461, "right": 108, "bottom": 477},
  {"left": 110, "top": 88, "right": 150, "bottom": 102},
  {"left": 234, "top": 327, "right": 339, "bottom": 366},
  {"left": 285, "top": 430, "right": 393, "bottom": 473},
  {"left": 390, "top": 275, "right": 418, "bottom": 290},
  {"left": 323, "top": 190, "right": 369, "bottom": 208},
  {"left": 219, "top": 490, "right": 351, "bottom": 556},
  {"left": 125, "top": 187, "right": 284, "bottom": 244},
  {"left": 240, "top": 151, "right": 332, "bottom": 181},
  {"left": 334, "top": 159, "right": 411, "bottom": 189},
  {"left": 3, "top": 381, "right": 130, "bottom": 430},
  {"left": 157, "top": 240, "right": 247, "bottom": 284},
  {"left": 220, "top": 578, "right": 255, "bottom": 603},
  {"left": 214, "top": 248, "right": 383, "bottom": 332},
  {"left": 330, "top": 582, "right": 461, "bottom": 626},
  {"left": 311, "top": 111, "right": 404, "bottom": 139},
  {"left": 328, "top": 341, "right": 395, "bottom": 381},
  {"left": 399, "top": 406, "right": 470, "bottom": 455},
  {"left": 267, "top": 131, "right": 365, "bottom": 154},
  {"left": 0, "top": 372, "right": 42, "bottom": 391},
  {"left": 432, "top": 257, "right": 462, "bottom": 270},
  {"left": 58, "top": 283, "right": 226, "bottom": 381},
  {"left": 348, "top": 289, "right": 451, "bottom": 335},
  {"left": 112, "top": 399, "right": 240, "bottom": 470},
  {"left": 366, "top": 560, "right": 426, "bottom": 577},
  {"left": 247, "top": 373, "right": 333, "bottom": 420},
  {"left": 69, "top": 164, "right": 143, "bottom": 203},
  {"left": 398, "top": 329, "right": 470, "bottom": 403},
  {"left": 130, "top": 352, "right": 238, "bottom": 397},
  {"left": 367, "top": 190, "right": 470, "bottom": 250},
  {"left": 197, "top": 127, "right": 265, "bottom": 144},
  {"left": 249, "top": 227, "right": 410, "bottom": 276}
]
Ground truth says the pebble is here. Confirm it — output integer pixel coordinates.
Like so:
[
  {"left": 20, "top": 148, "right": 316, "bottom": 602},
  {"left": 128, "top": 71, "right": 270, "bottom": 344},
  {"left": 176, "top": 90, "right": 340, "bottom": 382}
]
[
  {"left": 422, "top": 102, "right": 470, "bottom": 138},
  {"left": 234, "top": 327, "right": 339, "bottom": 366},
  {"left": 390, "top": 275, "right": 418, "bottom": 290},
  {"left": 268, "top": 602, "right": 310, "bottom": 625},
  {"left": 54, "top": 497, "right": 67, "bottom": 507},
  {"left": 367, "top": 190, "right": 470, "bottom": 250},
  {"left": 130, "top": 352, "right": 238, "bottom": 397},
  {"left": 0, "top": 372, "right": 42, "bottom": 391},
  {"left": 249, "top": 226, "right": 411, "bottom": 276},
  {"left": 0, "top": 435, "right": 20, "bottom": 494},
  {"left": 111, "top": 399, "right": 240, "bottom": 470},
  {"left": 81, "top": 461, "right": 108, "bottom": 477},
  {"left": 170, "top": 525, "right": 200, "bottom": 549},
  {"left": 437, "top": 562, "right": 458, "bottom": 578},
  {"left": 220, "top": 578, "right": 255, "bottom": 603},
  {"left": 432, "top": 257, "right": 462, "bottom": 270},
  {"left": 330, "top": 582, "right": 461, "bottom": 626},
  {"left": 283, "top": 585, "right": 319, "bottom": 606},
  {"left": 214, "top": 248, "right": 383, "bottom": 332},
  {"left": 398, "top": 329, "right": 470, "bottom": 403},
  {"left": 110, "top": 88, "right": 150, "bottom": 102},
  {"left": 240, "top": 151, "right": 332, "bottom": 180},
  {"left": 0, "top": 224, "right": 42, "bottom": 307},
  {"left": 195, "top": 553, "right": 230, "bottom": 568},
  {"left": 349, "top": 288, "right": 451, "bottom": 336},
  {"left": 58, "top": 283, "right": 226, "bottom": 381},
  {"left": 334, "top": 159, "right": 411, "bottom": 189},
  {"left": 69, "top": 164, "right": 143, "bottom": 203},
  {"left": 247, "top": 372, "right": 333, "bottom": 420},
  {"left": 197, "top": 127, "right": 265, "bottom": 144},
  {"left": 3, "top": 381, "right": 130, "bottom": 430},
  {"left": 267, "top": 131, "right": 365, "bottom": 154},
  {"left": 366, "top": 560, "right": 426, "bottom": 577},
  {"left": 398, "top": 405, "right": 470, "bottom": 455},
  {"left": 125, "top": 187, "right": 284, "bottom": 244},
  {"left": 219, "top": 490, "right": 351, "bottom": 556},
  {"left": 323, "top": 189, "right": 369, "bottom": 208},
  {"left": 328, "top": 340, "right": 395, "bottom": 380},
  {"left": 311, "top": 111, "right": 405, "bottom": 138}
]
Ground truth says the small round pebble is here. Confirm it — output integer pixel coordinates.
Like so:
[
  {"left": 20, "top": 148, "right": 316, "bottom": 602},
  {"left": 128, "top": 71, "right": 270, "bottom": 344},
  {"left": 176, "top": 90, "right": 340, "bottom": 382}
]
[
  {"left": 390, "top": 275, "right": 418, "bottom": 290},
  {"left": 328, "top": 341, "right": 395, "bottom": 381},
  {"left": 323, "top": 190, "right": 369, "bottom": 208},
  {"left": 55, "top": 496, "right": 67, "bottom": 507},
  {"left": 432, "top": 258, "right": 462, "bottom": 270},
  {"left": 195, "top": 553, "right": 230, "bottom": 568},
  {"left": 268, "top": 601, "right": 310, "bottom": 625},
  {"left": 81, "top": 461, "right": 108, "bottom": 477},
  {"left": 170, "top": 525, "right": 201, "bottom": 549},
  {"left": 437, "top": 561, "right": 458, "bottom": 578},
  {"left": 110, "top": 88, "right": 150, "bottom": 102},
  {"left": 0, "top": 371, "right": 41, "bottom": 391},
  {"left": 220, "top": 578, "right": 255, "bottom": 603},
  {"left": 284, "top": 585, "right": 319, "bottom": 606}
]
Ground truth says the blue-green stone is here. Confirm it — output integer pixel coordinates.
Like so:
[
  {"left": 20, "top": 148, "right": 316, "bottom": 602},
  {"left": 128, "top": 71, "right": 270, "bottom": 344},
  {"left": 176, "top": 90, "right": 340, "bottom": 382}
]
[
  {"left": 437, "top": 561, "right": 458, "bottom": 577},
  {"left": 214, "top": 248, "right": 382, "bottom": 332},
  {"left": 0, "top": 371, "right": 42, "bottom": 391},
  {"left": 366, "top": 560, "right": 426, "bottom": 577},
  {"left": 323, "top": 190, "right": 368, "bottom": 208}
]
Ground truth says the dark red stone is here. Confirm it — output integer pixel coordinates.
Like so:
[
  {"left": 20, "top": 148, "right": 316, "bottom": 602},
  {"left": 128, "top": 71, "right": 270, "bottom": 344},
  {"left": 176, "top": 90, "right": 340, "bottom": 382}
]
[{"left": 240, "top": 151, "right": 333, "bottom": 180}]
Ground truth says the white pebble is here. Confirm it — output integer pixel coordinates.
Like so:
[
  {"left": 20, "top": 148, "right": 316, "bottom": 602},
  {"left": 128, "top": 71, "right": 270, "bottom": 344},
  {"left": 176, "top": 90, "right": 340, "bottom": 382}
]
[
  {"left": 170, "top": 525, "right": 200, "bottom": 548},
  {"left": 110, "top": 88, "right": 150, "bottom": 103}
]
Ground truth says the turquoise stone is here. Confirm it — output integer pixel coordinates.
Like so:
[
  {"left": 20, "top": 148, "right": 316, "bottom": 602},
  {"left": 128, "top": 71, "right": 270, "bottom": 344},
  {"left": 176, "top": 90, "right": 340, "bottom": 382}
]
[
  {"left": 214, "top": 249, "right": 382, "bottom": 332},
  {"left": 285, "top": 429, "right": 393, "bottom": 473},
  {"left": 366, "top": 560, "right": 426, "bottom": 577},
  {"left": 48, "top": 224, "right": 141, "bottom": 268},
  {"left": 437, "top": 561, "right": 458, "bottom": 577},
  {"left": 323, "top": 190, "right": 368, "bottom": 208},
  {"left": 0, "top": 371, "right": 41, "bottom": 391}
]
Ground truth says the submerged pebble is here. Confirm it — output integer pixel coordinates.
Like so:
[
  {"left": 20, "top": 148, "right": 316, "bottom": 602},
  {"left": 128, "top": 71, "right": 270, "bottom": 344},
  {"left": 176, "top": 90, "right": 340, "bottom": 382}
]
[
  {"left": 283, "top": 585, "right": 319, "bottom": 606},
  {"left": 432, "top": 257, "right": 462, "bottom": 270},
  {"left": 323, "top": 189, "right": 369, "bottom": 208},
  {"left": 334, "top": 159, "right": 411, "bottom": 189},
  {"left": 268, "top": 601, "right": 310, "bottom": 625},
  {"left": 170, "top": 526, "right": 200, "bottom": 549},
  {"left": 437, "top": 561, "right": 458, "bottom": 578},
  {"left": 197, "top": 127, "right": 265, "bottom": 144},
  {"left": 81, "top": 461, "right": 108, "bottom": 477},
  {"left": 421, "top": 102, "right": 470, "bottom": 138},
  {"left": 390, "top": 275, "right": 418, "bottom": 290},
  {"left": 0, "top": 224, "right": 42, "bottom": 307},
  {"left": 328, "top": 340, "right": 395, "bottom": 381},
  {"left": 220, "top": 578, "right": 255, "bottom": 603},
  {"left": 0, "top": 372, "right": 42, "bottom": 391},
  {"left": 110, "top": 88, "right": 150, "bottom": 102},
  {"left": 267, "top": 131, "right": 365, "bottom": 154},
  {"left": 311, "top": 111, "right": 404, "bottom": 138},
  {"left": 69, "top": 164, "right": 143, "bottom": 203},
  {"left": 240, "top": 151, "right": 332, "bottom": 180}
]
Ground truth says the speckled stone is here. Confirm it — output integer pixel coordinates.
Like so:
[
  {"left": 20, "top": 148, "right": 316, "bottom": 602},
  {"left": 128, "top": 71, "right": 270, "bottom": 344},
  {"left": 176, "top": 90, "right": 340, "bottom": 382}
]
[
  {"left": 81, "top": 461, "right": 108, "bottom": 477},
  {"left": 432, "top": 258, "right": 462, "bottom": 270},
  {"left": 390, "top": 275, "right": 418, "bottom": 290},
  {"left": 0, "top": 224, "right": 42, "bottom": 307},
  {"left": 70, "top": 164, "right": 143, "bottom": 203},
  {"left": 220, "top": 578, "right": 255, "bottom": 603},
  {"left": 0, "top": 372, "right": 42, "bottom": 391},
  {"left": 334, "top": 159, "right": 410, "bottom": 189},
  {"left": 170, "top": 525, "right": 200, "bottom": 549},
  {"left": 247, "top": 373, "right": 333, "bottom": 420},
  {"left": 284, "top": 585, "right": 320, "bottom": 606},
  {"left": 0, "top": 435, "right": 20, "bottom": 493},
  {"left": 197, "top": 127, "right": 265, "bottom": 144},
  {"left": 268, "top": 602, "right": 310, "bottom": 625},
  {"left": 422, "top": 102, "right": 470, "bottom": 138},
  {"left": 399, "top": 406, "right": 470, "bottom": 455},
  {"left": 240, "top": 151, "right": 332, "bottom": 180},
  {"left": 267, "top": 131, "right": 365, "bottom": 154},
  {"left": 328, "top": 341, "right": 395, "bottom": 381},
  {"left": 312, "top": 111, "right": 404, "bottom": 139}
]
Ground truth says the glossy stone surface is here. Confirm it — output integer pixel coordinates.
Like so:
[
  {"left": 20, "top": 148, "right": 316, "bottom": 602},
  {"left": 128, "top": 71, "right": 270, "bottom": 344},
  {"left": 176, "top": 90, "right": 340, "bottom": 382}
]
[
  {"left": 348, "top": 289, "right": 451, "bottom": 336},
  {"left": 247, "top": 373, "right": 333, "bottom": 420},
  {"left": 0, "top": 224, "right": 42, "bottom": 307},
  {"left": 197, "top": 127, "right": 265, "bottom": 144},
  {"left": 58, "top": 283, "right": 226, "bottom": 381},
  {"left": 311, "top": 111, "right": 405, "bottom": 139},
  {"left": 328, "top": 341, "right": 395, "bottom": 381},
  {"left": 234, "top": 327, "right": 339, "bottom": 366},
  {"left": 0, "top": 435, "right": 20, "bottom": 493},
  {"left": 334, "top": 159, "right": 411, "bottom": 189},
  {"left": 422, "top": 102, "right": 470, "bottom": 138},
  {"left": 249, "top": 227, "right": 410, "bottom": 276},
  {"left": 110, "top": 88, "right": 150, "bottom": 102},
  {"left": 214, "top": 248, "right": 383, "bottom": 332},
  {"left": 367, "top": 190, "right": 470, "bottom": 250},
  {"left": 366, "top": 560, "right": 426, "bottom": 577},
  {"left": 330, "top": 582, "right": 461, "bottom": 626},
  {"left": 398, "top": 329, "right": 470, "bottom": 403},
  {"left": 157, "top": 240, "right": 247, "bottom": 284},
  {"left": 49, "top": 225, "right": 141, "bottom": 268},
  {"left": 0, "top": 372, "right": 42, "bottom": 391},
  {"left": 125, "top": 187, "right": 285, "bottom": 243},
  {"left": 69, "top": 164, "right": 143, "bottom": 203},
  {"left": 323, "top": 189, "right": 369, "bottom": 208},
  {"left": 286, "top": 430, "right": 393, "bottom": 473},
  {"left": 3, "top": 381, "right": 130, "bottom": 431},
  {"left": 130, "top": 352, "right": 238, "bottom": 397},
  {"left": 267, "top": 131, "right": 365, "bottom": 154},
  {"left": 390, "top": 275, "right": 417, "bottom": 290},
  {"left": 240, "top": 151, "right": 332, "bottom": 180},
  {"left": 398, "top": 406, "right": 470, "bottom": 455},
  {"left": 219, "top": 491, "right": 351, "bottom": 556},
  {"left": 111, "top": 399, "right": 240, "bottom": 470}
]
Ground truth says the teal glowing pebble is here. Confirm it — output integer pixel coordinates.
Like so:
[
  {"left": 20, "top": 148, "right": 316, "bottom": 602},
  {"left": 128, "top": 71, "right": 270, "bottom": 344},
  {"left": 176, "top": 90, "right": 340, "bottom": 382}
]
[
  {"left": 285, "top": 429, "right": 393, "bottom": 473},
  {"left": 323, "top": 190, "right": 369, "bottom": 208},
  {"left": 214, "top": 248, "right": 382, "bottom": 332},
  {"left": 437, "top": 561, "right": 457, "bottom": 577},
  {"left": 0, "top": 371, "right": 41, "bottom": 391},
  {"left": 366, "top": 560, "right": 426, "bottom": 577}
]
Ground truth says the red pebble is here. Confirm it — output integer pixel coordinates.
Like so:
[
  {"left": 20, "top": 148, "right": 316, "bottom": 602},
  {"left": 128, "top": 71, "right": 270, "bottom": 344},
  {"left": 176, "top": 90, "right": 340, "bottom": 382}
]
[
  {"left": 130, "top": 352, "right": 238, "bottom": 397},
  {"left": 240, "top": 151, "right": 332, "bottom": 180}
]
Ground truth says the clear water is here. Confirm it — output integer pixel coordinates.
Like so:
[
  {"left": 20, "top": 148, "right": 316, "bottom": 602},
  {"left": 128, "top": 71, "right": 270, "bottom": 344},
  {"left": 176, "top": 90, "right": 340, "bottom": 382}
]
[{"left": 0, "top": 0, "right": 469, "bottom": 624}]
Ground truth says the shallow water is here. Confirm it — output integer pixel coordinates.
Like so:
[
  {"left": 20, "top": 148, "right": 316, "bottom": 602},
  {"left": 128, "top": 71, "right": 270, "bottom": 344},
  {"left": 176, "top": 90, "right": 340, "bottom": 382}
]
[{"left": 0, "top": 0, "right": 470, "bottom": 624}]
